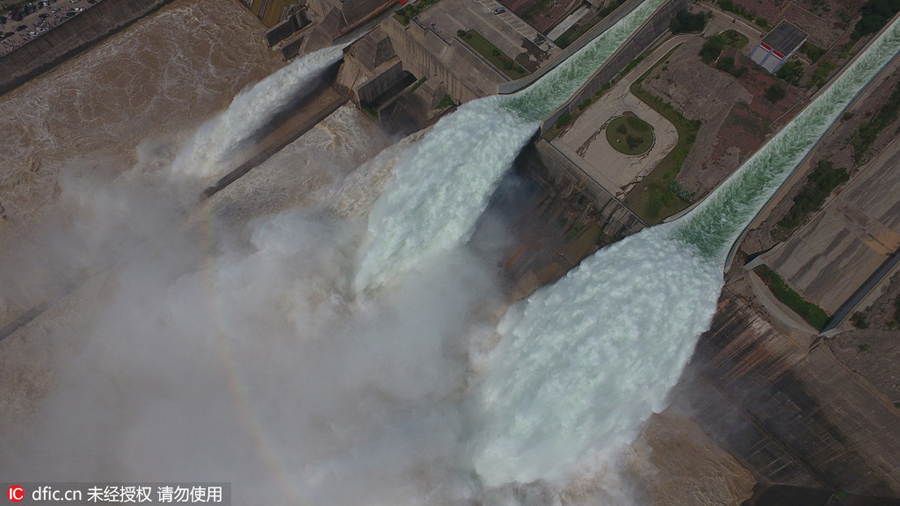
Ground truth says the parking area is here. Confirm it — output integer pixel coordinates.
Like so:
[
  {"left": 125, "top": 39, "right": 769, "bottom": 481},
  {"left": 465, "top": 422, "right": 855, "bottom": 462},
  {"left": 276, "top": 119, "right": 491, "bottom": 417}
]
[
  {"left": 0, "top": 0, "right": 100, "bottom": 57},
  {"left": 411, "top": 0, "right": 560, "bottom": 72}
]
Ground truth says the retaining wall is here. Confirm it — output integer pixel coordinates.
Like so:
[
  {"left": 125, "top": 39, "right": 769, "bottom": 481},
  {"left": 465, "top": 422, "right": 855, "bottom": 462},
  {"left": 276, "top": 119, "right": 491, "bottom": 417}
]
[{"left": 535, "top": 138, "right": 646, "bottom": 236}]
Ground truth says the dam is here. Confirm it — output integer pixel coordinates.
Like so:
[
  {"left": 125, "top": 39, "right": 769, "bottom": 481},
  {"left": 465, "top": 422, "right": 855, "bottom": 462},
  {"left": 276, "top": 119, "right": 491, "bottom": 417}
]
[{"left": 0, "top": 0, "right": 899, "bottom": 504}]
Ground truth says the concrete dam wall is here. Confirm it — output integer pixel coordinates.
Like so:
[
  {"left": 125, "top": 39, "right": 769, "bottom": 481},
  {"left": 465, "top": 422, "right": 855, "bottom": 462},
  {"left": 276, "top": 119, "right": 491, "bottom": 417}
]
[
  {"left": 0, "top": 0, "right": 174, "bottom": 97},
  {"left": 682, "top": 290, "right": 900, "bottom": 497}
]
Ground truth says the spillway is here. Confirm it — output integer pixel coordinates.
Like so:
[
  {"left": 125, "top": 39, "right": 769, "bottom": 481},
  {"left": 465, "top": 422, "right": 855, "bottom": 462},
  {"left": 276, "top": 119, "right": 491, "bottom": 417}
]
[
  {"left": 472, "top": 16, "right": 900, "bottom": 486},
  {"left": 354, "top": 0, "right": 666, "bottom": 292},
  {"left": 172, "top": 45, "right": 344, "bottom": 180}
]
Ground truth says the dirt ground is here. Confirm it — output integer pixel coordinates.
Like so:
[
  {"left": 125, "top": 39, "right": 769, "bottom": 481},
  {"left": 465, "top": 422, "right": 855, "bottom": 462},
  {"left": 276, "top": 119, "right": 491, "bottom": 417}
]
[
  {"left": 728, "top": 0, "right": 868, "bottom": 47},
  {"left": 640, "top": 37, "right": 808, "bottom": 200}
]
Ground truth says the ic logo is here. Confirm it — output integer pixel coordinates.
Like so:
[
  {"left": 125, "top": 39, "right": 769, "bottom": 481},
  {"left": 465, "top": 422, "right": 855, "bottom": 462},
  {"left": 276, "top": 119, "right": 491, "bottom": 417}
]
[{"left": 7, "top": 486, "right": 24, "bottom": 503}]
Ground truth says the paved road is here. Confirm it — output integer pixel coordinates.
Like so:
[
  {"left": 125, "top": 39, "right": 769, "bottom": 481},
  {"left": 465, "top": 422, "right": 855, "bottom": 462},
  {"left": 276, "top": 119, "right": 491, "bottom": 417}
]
[
  {"left": 552, "top": 35, "right": 691, "bottom": 196},
  {"left": 471, "top": 0, "right": 557, "bottom": 52}
]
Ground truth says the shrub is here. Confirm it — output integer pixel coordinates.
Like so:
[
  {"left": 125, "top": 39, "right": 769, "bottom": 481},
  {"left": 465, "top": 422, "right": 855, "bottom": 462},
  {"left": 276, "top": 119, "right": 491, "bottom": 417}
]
[
  {"left": 850, "top": 312, "right": 869, "bottom": 329},
  {"left": 457, "top": 29, "right": 466, "bottom": 37},
  {"left": 801, "top": 42, "right": 825, "bottom": 62},
  {"left": 437, "top": 93, "right": 454, "bottom": 108},
  {"left": 616, "top": 123, "right": 628, "bottom": 135},
  {"left": 667, "top": 180, "right": 691, "bottom": 201},
  {"left": 578, "top": 98, "right": 592, "bottom": 110},
  {"left": 852, "top": 0, "right": 900, "bottom": 41},
  {"left": 809, "top": 60, "right": 837, "bottom": 88},
  {"left": 776, "top": 60, "right": 804, "bottom": 86},
  {"left": 625, "top": 135, "right": 643, "bottom": 149},
  {"left": 555, "top": 112, "right": 572, "bottom": 129},
  {"left": 765, "top": 83, "right": 786, "bottom": 102}
]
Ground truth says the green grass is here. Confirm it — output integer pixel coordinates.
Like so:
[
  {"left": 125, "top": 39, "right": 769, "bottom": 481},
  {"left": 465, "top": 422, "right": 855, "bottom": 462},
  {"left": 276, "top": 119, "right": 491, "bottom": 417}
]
[
  {"left": 394, "top": 0, "right": 442, "bottom": 25},
  {"left": 459, "top": 30, "right": 528, "bottom": 79},
  {"left": 625, "top": 86, "right": 699, "bottom": 223},
  {"left": 606, "top": 115, "right": 654, "bottom": 155},
  {"left": 755, "top": 265, "right": 830, "bottom": 330}
]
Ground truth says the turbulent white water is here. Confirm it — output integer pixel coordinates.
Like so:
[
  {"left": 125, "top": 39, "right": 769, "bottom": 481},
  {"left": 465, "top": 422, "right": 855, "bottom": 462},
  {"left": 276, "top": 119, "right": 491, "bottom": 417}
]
[
  {"left": 472, "top": 15, "right": 900, "bottom": 486},
  {"left": 172, "top": 45, "right": 344, "bottom": 180},
  {"left": 354, "top": 0, "right": 666, "bottom": 292}
]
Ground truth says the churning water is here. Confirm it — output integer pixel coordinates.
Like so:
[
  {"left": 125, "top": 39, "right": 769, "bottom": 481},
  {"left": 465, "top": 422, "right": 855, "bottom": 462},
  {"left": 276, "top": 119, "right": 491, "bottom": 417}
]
[
  {"left": 4, "top": 0, "right": 900, "bottom": 501},
  {"left": 471, "top": 13, "right": 900, "bottom": 486},
  {"left": 354, "top": 0, "right": 666, "bottom": 292},
  {"left": 173, "top": 45, "right": 345, "bottom": 180}
]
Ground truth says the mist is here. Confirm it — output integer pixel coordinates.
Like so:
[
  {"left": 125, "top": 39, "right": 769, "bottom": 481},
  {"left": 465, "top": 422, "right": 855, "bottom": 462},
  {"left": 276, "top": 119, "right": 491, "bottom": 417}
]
[{"left": 0, "top": 102, "right": 508, "bottom": 504}]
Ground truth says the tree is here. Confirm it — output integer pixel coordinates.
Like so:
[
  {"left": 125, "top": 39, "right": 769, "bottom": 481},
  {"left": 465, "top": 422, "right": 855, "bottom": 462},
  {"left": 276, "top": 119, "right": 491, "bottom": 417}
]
[
  {"left": 699, "top": 34, "right": 725, "bottom": 64},
  {"left": 716, "top": 56, "right": 735, "bottom": 73},
  {"left": 669, "top": 9, "right": 706, "bottom": 34}
]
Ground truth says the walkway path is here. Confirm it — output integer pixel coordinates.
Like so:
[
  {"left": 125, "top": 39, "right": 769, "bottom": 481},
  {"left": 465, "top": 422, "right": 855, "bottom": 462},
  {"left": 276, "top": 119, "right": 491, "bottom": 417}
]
[{"left": 552, "top": 35, "right": 689, "bottom": 196}]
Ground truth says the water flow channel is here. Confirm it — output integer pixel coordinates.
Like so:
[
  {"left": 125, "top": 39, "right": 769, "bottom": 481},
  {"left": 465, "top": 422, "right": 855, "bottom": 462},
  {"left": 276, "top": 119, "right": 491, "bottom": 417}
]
[{"left": 471, "top": 15, "right": 900, "bottom": 486}]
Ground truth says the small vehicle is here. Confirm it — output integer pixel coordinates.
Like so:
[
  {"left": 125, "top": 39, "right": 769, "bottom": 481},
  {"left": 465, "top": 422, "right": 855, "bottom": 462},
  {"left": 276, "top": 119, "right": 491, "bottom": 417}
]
[
  {"left": 16, "top": 24, "right": 27, "bottom": 31},
  {"left": 493, "top": 7, "right": 505, "bottom": 13}
]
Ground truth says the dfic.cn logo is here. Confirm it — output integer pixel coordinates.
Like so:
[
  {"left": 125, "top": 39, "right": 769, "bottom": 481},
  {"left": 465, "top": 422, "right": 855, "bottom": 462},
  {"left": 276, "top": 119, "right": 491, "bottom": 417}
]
[{"left": 7, "top": 486, "right": 24, "bottom": 503}]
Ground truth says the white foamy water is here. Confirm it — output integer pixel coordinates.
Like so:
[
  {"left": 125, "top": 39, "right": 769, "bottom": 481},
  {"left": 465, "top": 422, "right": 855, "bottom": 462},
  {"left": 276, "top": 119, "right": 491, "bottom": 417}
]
[
  {"left": 473, "top": 224, "right": 720, "bottom": 486},
  {"left": 471, "top": 15, "right": 900, "bottom": 486},
  {"left": 172, "top": 45, "right": 344, "bottom": 180},
  {"left": 355, "top": 0, "right": 666, "bottom": 292}
]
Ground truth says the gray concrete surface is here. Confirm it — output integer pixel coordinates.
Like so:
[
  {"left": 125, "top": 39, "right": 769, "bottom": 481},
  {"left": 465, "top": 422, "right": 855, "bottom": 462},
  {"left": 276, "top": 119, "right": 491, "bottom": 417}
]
[
  {"left": 764, "top": 136, "right": 900, "bottom": 314},
  {"left": 553, "top": 35, "right": 683, "bottom": 196},
  {"left": 413, "top": 0, "right": 560, "bottom": 68}
]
